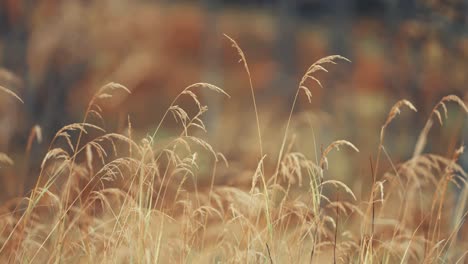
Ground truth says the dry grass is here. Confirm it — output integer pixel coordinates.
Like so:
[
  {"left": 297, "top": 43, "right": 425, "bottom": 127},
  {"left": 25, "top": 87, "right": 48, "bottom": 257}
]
[{"left": 0, "top": 36, "right": 467, "bottom": 264}]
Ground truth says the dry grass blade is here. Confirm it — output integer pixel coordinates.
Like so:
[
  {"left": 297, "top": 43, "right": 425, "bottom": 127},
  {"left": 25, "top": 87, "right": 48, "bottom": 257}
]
[
  {"left": 0, "top": 85, "right": 23, "bottom": 103},
  {"left": 413, "top": 95, "right": 468, "bottom": 157},
  {"left": 373, "top": 99, "right": 417, "bottom": 181},
  {"left": 26, "top": 125, "right": 43, "bottom": 155},
  {"left": 223, "top": 34, "right": 250, "bottom": 77},
  {"left": 298, "top": 55, "right": 350, "bottom": 102},
  {"left": 224, "top": 33, "right": 264, "bottom": 168},
  {"left": 40, "top": 148, "right": 70, "bottom": 170},
  {"left": 381, "top": 99, "right": 417, "bottom": 142},
  {"left": 186, "top": 82, "right": 230, "bottom": 98},
  {"left": 275, "top": 55, "right": 350, "bottom": 185},
  {"left": 250, "top": 155, "right": 267, "bottom": 194},
  {"left": 322, "top": 180, "right": 357, "bottom": 201},
  {"left": 440, "top": 95, "right": 468, "bottom": 113},
  {"left": 320, "top": 140, "right": 359, "bottom": 170},
  {"left": 34, "top": 125, "right": 43, "bottom": 143},
  {"left": 0, "top": 153, "right": 14, "bottom": 166},
  {"left": 97, "top": 82, "right": 132, "bottom": 96}
]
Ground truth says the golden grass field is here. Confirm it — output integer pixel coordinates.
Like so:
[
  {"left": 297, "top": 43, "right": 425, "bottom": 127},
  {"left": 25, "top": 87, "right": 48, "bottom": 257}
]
[{"left": 0, "top": 33, "right": 467, "bottom": 263}]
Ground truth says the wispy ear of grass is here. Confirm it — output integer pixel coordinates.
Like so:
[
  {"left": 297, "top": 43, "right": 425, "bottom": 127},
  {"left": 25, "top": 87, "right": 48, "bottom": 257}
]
[
  {"left": 223, "top": 34, "right": 263, "bottom": 161},
  {"left": 374, "top": 99, "right": 417, "bottom": 184},
  {"left": 224, "top": 34, "right": 274, "bottom": 245},
  {"left": 150, "top": 82, "right": 229, "bottom": 142},
  {"left": 274, "top": 55, "right": 350, "bottom": 185},
  {"left": 413, "top": 95, "right": 468, "bottom": 157}
]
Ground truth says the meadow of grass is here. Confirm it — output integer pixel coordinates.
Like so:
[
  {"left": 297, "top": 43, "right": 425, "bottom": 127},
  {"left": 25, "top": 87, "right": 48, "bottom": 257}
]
[{"left": 0, "top": 35, "right": 467, "bottom": 264}]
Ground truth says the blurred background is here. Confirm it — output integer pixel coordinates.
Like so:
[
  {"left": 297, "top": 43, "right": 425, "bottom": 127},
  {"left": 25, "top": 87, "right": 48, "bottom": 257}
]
[{"left": 0, "top": 0, "right": 467, "bottom": 201}]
